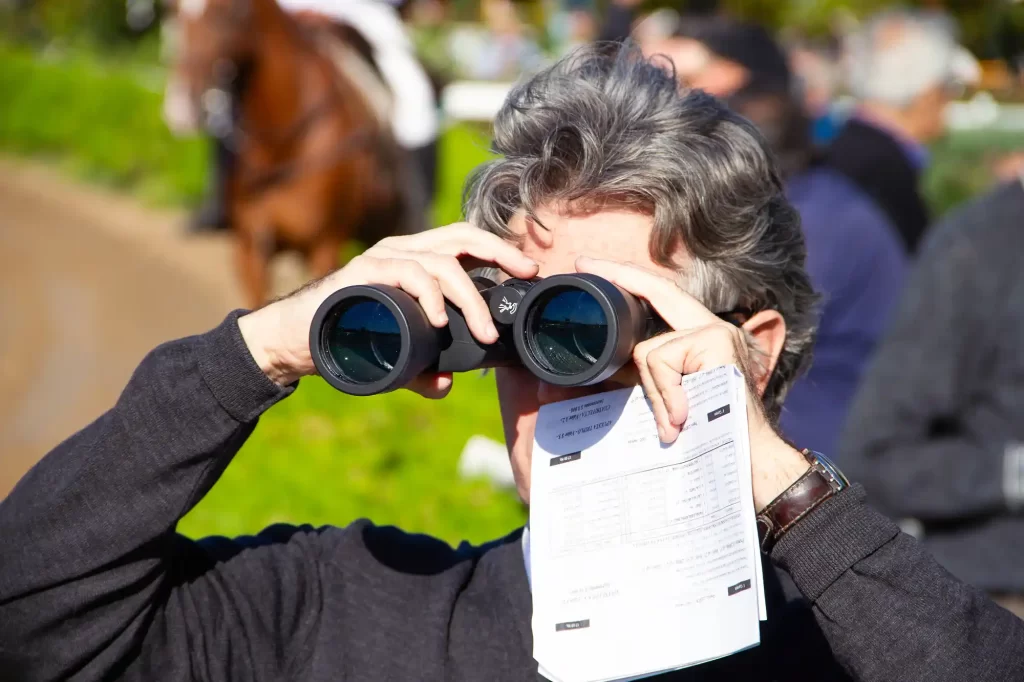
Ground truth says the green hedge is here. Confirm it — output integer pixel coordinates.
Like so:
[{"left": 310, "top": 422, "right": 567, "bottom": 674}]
[
  {"left": 0, "top": 44, "right": 207, "bottom": 205},
  {"left": 923, "top": 129, "right": 1024, "bottom": 218}
]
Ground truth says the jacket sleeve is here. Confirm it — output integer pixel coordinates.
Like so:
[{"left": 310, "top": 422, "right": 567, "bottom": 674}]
[
  {"left": 773, "top": 486, "right": 1024, "bottom": 682},
  {"left": 838, "top": 220, "right": 1016, "bottom": 521},
  {"left": 0, "top": 312, "right": 326, "bottom": 681}
]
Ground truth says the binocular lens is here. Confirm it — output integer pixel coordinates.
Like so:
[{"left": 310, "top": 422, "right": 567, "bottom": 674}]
[
  {"left": 528, "top": 288, "right": 608, "bottom": 375},
  {"left": 325, "top": 297, "right": 402, "bottom": 384}
]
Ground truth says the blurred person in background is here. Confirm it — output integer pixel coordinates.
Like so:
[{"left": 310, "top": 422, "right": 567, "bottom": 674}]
[
  {"left": 546, "top": 0, "right": 598, "bottom": 55},
  {"left": 827, "top": 9, "right": 979, "bottom": 254},
  {"left": 840, "top": 172, "right": 1024, "bottom": 619},
  {"left": 597, "top": 0, "right": 722, "bottom": 47},
  {"left": 398, "top": 0, "right": 456, "bottom": 99},
  {"left": 455, "top": 0, "right": 545, "bottom": 80},
  {"left": 167, "top": 0, "right": 439, "bottom": 233},
  {"left": 278, "top": 0, "right": 441, "bottom": 207},
  {"left": 787, "top": 36, "right": 845, "bottom": 147},
  {"left": 642, "top": 19, "right": 907, "bottom": 456}
]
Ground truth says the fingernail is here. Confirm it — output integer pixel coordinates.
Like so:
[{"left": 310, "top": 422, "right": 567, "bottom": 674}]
[
  {"left": 488, "top": 322, "right": 500, "bottom": 342},
  {"left": 437, "top": 313, "right": 449, "bottom": 327}
]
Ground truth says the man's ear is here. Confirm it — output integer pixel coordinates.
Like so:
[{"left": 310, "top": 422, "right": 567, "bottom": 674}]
[{"left": 741, "top": 310, "right": 786, "bottom": 396}]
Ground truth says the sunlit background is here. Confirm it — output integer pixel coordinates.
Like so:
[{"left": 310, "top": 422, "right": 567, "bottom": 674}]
[{"left": 2, "top": 0, "right": 1023, "bottom": 546}]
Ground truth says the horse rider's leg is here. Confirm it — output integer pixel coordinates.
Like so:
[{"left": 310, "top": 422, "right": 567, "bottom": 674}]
[
  {"left": 394, "top": 145, "right": 430, "bottom": 236},
  {"left": 234, "top": 224, "right": 274, "bottom": 309},
  {"left": 188, "top": 136, "right": 236, "bottom": 233},
  {"left": 189, "top": 73, "right": 242, "bottom": 234},
  {"left": 411, "top": 138, "right": 438, "bottom": 206}
]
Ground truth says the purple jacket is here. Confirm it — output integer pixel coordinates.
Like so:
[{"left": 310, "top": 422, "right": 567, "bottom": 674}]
[{"left": 780, "top": 166, "right": 908, "bottom": 457}]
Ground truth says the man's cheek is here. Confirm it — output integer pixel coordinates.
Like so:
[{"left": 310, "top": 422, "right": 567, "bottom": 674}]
[
  {"left": 495, "top": 370, "right": 538, "bottom": 439},
  {"left": 509, "top": 411, "right": 537, "bottom": 505}
]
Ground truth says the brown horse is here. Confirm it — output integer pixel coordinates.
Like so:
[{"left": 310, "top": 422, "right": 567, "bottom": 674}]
[{"left": 164, "top": 0, "right": 419, "bottom": 308}]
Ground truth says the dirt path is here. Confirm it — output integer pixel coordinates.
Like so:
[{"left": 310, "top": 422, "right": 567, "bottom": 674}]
[{"left": 0, "top": 158, "right": 303, "bottom": 498}]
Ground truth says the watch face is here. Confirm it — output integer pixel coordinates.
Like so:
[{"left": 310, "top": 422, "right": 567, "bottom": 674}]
[{"left": 811, "top": 451, "right": 850, "bottom": 488}]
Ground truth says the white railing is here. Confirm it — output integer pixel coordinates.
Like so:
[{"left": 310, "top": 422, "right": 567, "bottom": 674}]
[
  {"left": 441, "top": 82, "right": 1024, "bottom": 132},
  {"left": 440, "top": 81, "right": 513, "bottom": 123}
]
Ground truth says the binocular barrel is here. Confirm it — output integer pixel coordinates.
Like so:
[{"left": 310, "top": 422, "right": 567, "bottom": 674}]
[{"left": 309, "top": 274, "right": 668, "bottom": 396}]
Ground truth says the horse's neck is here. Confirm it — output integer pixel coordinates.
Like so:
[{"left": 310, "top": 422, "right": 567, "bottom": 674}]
[{"left": 242, "top": 0, "right": 325, "bottom": 141}]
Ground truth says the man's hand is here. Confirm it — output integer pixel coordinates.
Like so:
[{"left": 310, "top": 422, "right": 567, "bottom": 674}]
[
  {"left": 576, "top": 257, "right": 810, "bottom": 512},
  {"left": 237, "top": 223, "right": 539, "bottom": 397}
]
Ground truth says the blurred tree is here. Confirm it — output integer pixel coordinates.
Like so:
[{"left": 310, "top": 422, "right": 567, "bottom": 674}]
[{"left": 1, "top": 0, "right": 162, "bottom": 48}]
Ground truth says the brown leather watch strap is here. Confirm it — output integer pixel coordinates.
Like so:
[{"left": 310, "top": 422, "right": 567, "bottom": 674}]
[{"left": 756, "top": 451, "right": 842, "bottom": 554}]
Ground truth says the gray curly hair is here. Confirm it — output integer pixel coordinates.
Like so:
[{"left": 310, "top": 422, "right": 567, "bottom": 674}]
[{"left": 463, "top": 43, "right": 818, "bottom": 420}]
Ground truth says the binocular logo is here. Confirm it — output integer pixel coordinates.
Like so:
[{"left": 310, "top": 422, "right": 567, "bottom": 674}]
[{"left": 498, "top": 297, "right": 518, "bottom": 315}]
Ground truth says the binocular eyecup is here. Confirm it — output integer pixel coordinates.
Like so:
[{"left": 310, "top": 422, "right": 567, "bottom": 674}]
[{"left": 309, "top": 273, "right": 669, "bottom": 396}]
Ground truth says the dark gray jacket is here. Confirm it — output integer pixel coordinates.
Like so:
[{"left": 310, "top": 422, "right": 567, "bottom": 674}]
[
  {"left": 1, "top": 311, "right": 1022, "bottom": 681},
  {"left": 840, "top": 179, "right": 1024, "bottom": 593}
]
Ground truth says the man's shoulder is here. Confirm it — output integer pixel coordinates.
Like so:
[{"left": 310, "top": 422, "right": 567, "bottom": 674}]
[{"left": 922, "top": 179, "right": 1024, "bottom": 256}]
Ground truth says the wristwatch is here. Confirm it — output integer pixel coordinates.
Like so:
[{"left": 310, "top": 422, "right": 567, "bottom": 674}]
[{"left": 756, "top": 449, "right": 849, "bottom": 554}]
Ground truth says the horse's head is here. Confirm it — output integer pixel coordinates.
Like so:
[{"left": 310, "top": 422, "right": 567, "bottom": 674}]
[{"left": 162, "top": 0, "right": 254, "bottom": 138}]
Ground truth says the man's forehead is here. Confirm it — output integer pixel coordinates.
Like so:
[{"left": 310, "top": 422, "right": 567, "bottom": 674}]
[{"left": 499, "top": 208, "right": 687, "bottom": 282}]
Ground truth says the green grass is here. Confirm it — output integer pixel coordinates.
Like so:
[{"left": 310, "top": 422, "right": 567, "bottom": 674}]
[{"left": 179, "top": 373, "right": 525, "bottom": 546}]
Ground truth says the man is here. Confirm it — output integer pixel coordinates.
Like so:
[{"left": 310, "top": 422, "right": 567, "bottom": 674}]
[
  {"left": 2, "top": 45, "right": 1022, "bottom": 681},
  {"left": 640, "top": 19, "right": 907, "bottom": 456},
  {"left": 827, "top": 10, "right": 979, "bottom": 253},
  {"left": 277, "top": 0, "right": 439, "bottom": 201},
  {"left": 166, "top": 0, "right": 439, "bottom": 232},
  {"left": 840, "top": 174, "right": 1024, "bottom": 619}
]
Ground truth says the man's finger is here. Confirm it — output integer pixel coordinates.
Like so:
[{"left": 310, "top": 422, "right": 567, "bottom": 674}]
[
  {"left": 406, "top": 223, "right": 540, "bottom": 280},
  {"left": 646, "top": 337, "right": 695, "bottom": 432},
  {"left": 575, "top": 256, "right": 718, "bottom": 331},
  {"left": 407, "top": 373, "right": 454, "bottom": 399},
  {"left": 413, "top": 252, "right": 499, "bottom": 343},
  {"left": 633, "top": 335, "right": 677, "bottom": 442},
  {"left": 348, "top": 255, "right": 449, "bottom": 327}
]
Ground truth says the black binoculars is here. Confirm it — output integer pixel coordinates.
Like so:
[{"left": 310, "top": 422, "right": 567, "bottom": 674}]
[{"left": 309, "top": 273, "right": 676, "bottom": 396}]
